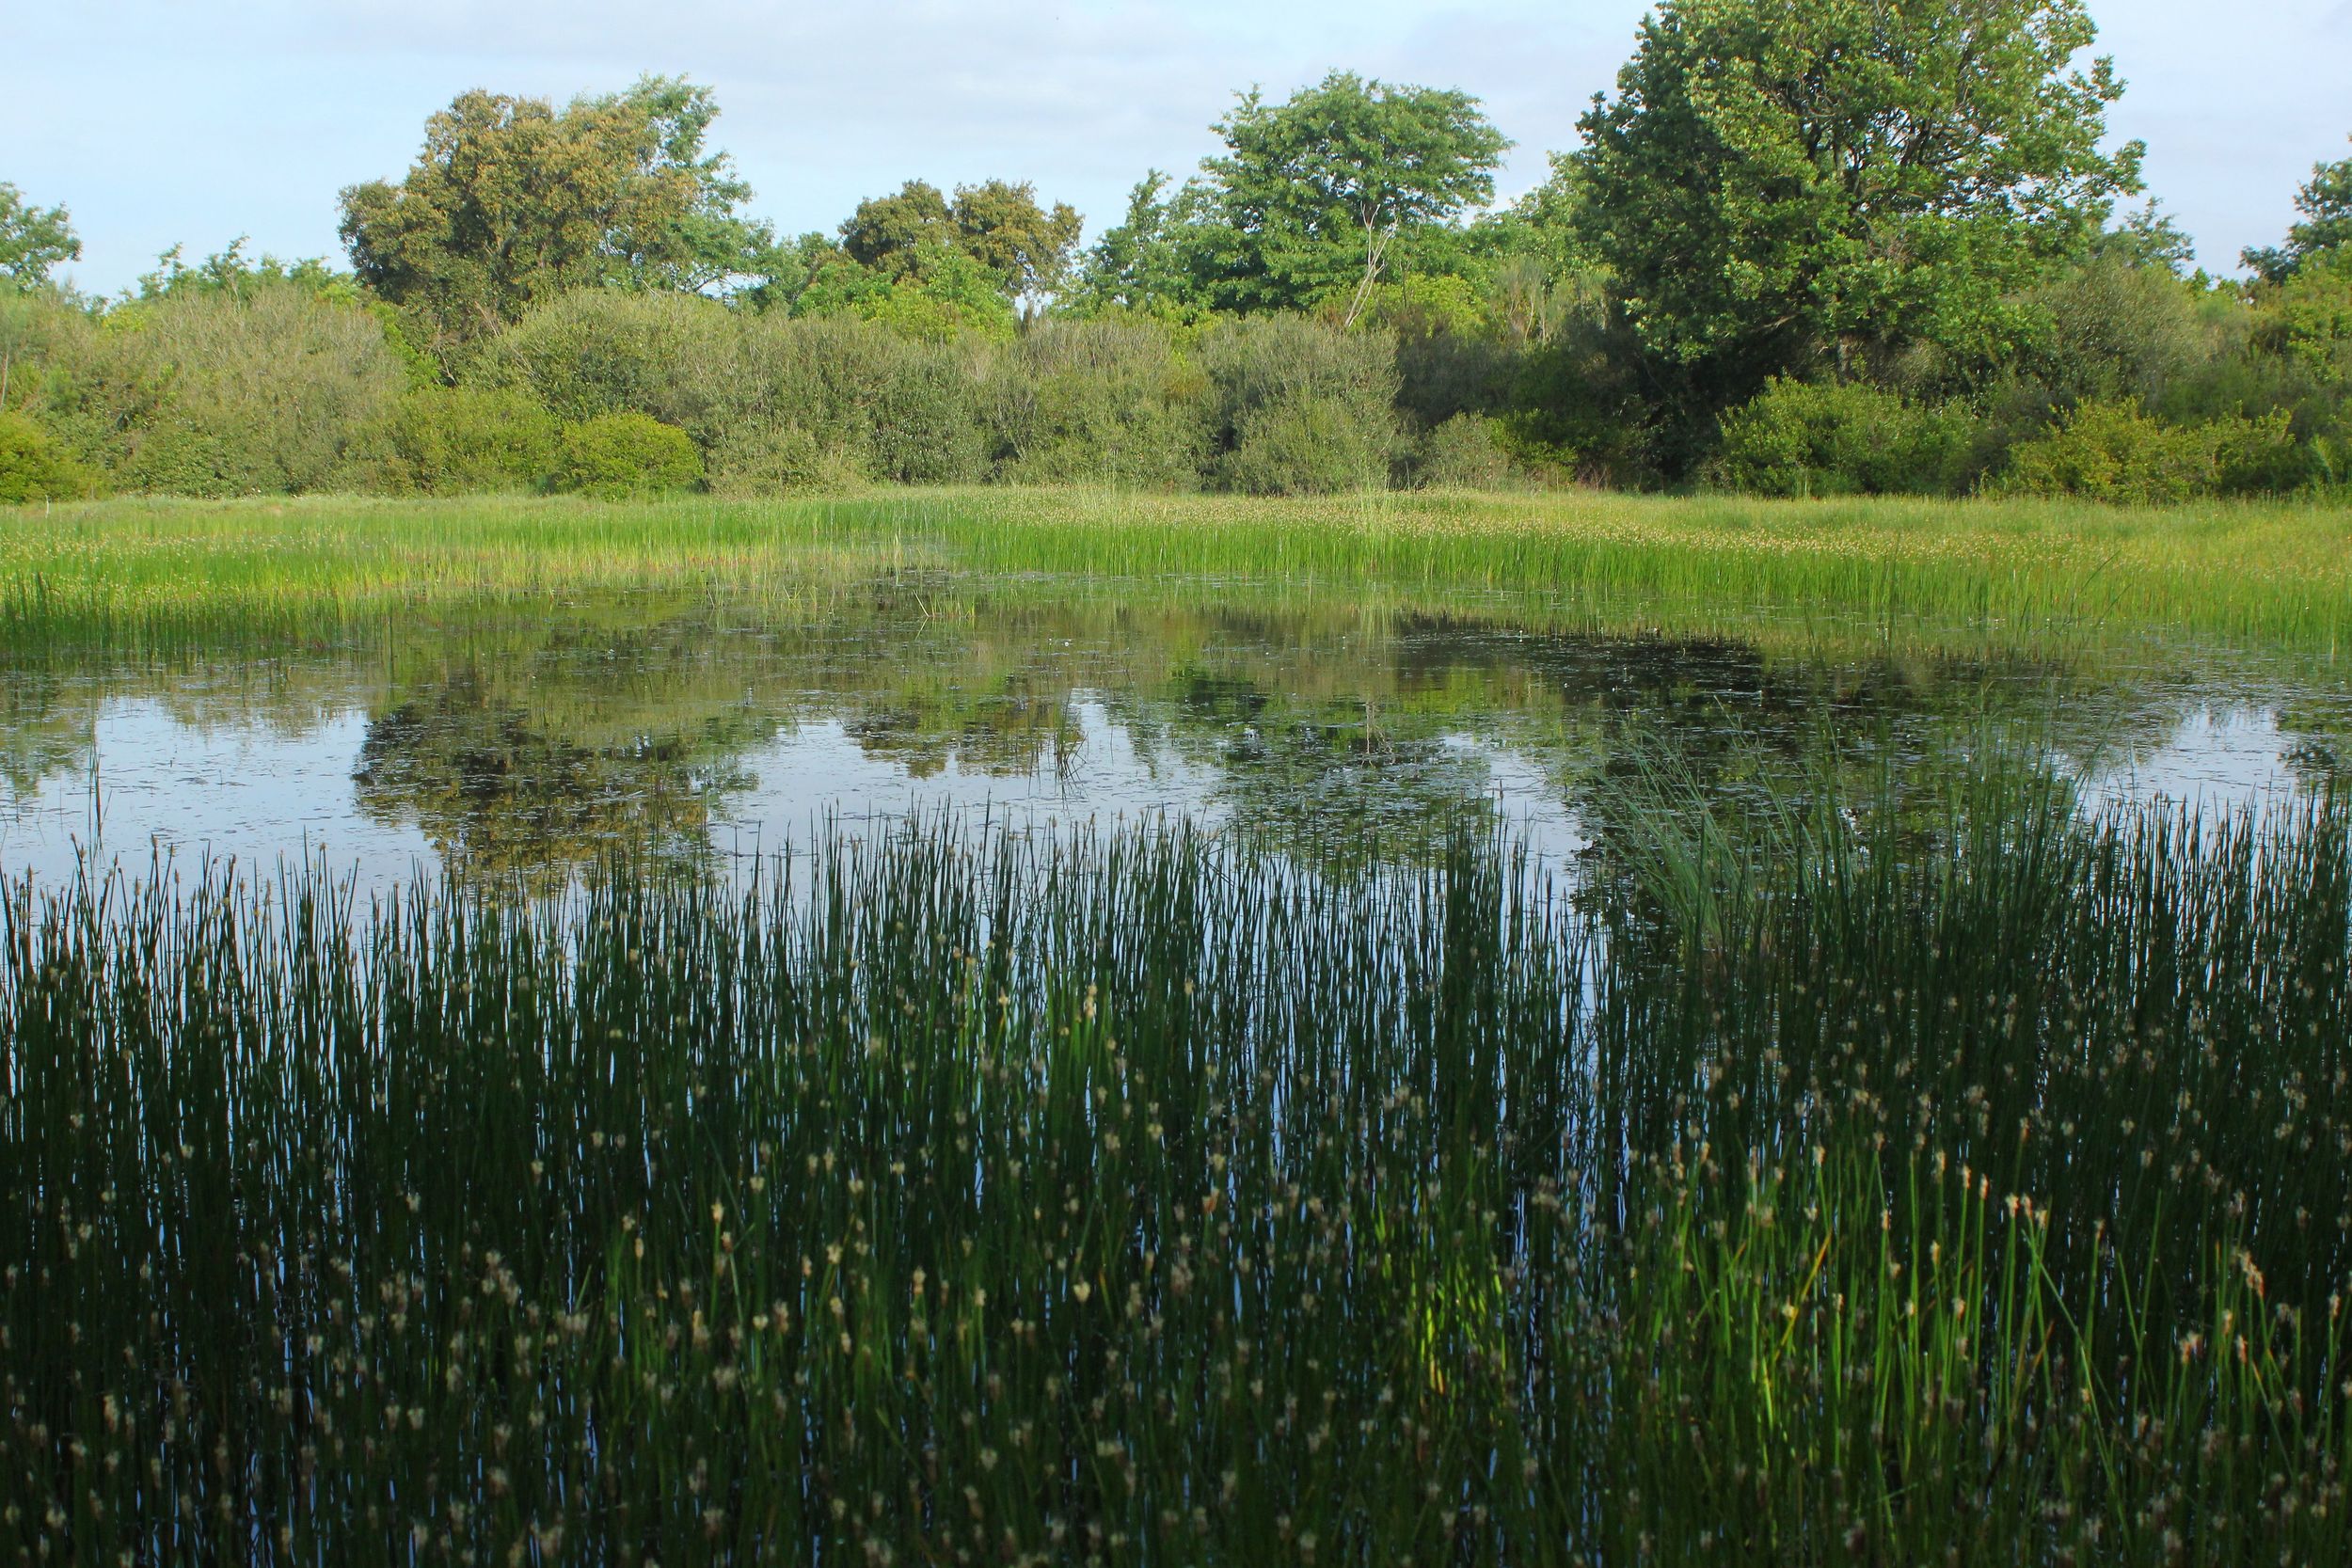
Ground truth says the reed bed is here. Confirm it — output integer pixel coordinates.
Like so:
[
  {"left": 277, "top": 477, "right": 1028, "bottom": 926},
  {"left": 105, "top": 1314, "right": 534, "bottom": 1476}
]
[
  {"left": 2, "top": 788, "right": 2348, "bottom": 1564},
  {"left": 4, "top": 489, "right": 2348, "bottom": 656}
]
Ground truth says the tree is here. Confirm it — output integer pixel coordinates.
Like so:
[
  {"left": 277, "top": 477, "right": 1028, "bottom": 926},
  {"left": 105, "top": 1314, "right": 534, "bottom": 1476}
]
[
  {"left": 2093, "top": 201, "right": 2198, "bottom": 277},
  {"left": 1574, "top": 0, "right": 2142, "bottom": 405},
  {"left": 1205, "top": 72, "right": 1509, "bottom": 324},
  {"left": 0, "top": 183, "right": 80, "bottom": 291},
  {"left": 131, "top": 237, "right": 352, "bottom": 303},
  {"left": 339, "top": 76, "right": 775, "bottom": 352},
  {"left": 949, "top": 180, "right": 1084, "bottom": 309},
  {"left": 2243, "top": 138, "right": 2352, "bottom": 283},
  {"left": 840, "top": 180, "right": 1081, "bottom": 310},
  {"left": 1066, "top": 171, "right": 1219, "bottom": 320},
  {"left": 839, "top": 182, "right": 957, "bottom": 279}
]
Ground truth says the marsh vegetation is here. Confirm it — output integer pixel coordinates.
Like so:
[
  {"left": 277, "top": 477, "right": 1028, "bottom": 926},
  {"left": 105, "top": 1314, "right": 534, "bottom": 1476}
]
[
  {"left": 4, "top": 0, "right": 2351, "bottom": 1558},
  {"left": 4, "top": 775, "right": 2348, "bottom": 1563}
]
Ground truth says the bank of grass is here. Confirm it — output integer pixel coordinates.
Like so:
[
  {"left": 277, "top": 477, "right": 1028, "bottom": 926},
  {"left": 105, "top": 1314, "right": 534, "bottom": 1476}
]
[
  {"left": 3, "top": 487, "right": 2348, "bottom": 654},
  {"left": 4, "top": 780, "right": 2348, "bottom": 1563}
]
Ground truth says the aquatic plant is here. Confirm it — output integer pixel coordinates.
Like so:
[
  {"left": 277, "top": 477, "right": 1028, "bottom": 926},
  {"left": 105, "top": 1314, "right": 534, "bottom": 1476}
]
[
  {"left": 3, "top": 488, "right": 2348, "bottom": 656},
  {"left": 2, "top": 782, "right": 2345, "bottom": 1562}
]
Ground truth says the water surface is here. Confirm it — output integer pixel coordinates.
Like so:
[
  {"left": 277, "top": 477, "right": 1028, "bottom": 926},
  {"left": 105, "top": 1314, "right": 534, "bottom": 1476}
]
[{"left": 4, "top": 587, "right": 2345, "bottom": 891}]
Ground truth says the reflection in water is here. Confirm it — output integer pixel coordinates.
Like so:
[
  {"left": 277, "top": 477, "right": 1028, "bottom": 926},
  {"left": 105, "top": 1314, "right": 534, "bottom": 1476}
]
[
  {"left": 351, "top": 673, "right": 752, "bottom": 883},
  {"left": 1, "top": 589, "right": 2344, "bottom": 891}
]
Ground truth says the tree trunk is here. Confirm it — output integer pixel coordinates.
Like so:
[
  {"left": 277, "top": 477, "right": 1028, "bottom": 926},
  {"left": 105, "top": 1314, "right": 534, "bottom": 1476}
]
[{"left": 1342, "top": 221, "right": 1396, "bottom": 330}]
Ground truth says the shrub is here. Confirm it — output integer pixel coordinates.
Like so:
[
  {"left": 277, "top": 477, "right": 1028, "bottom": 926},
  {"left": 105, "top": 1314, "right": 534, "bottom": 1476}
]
[
  {"left": 549, "top": 412, "right": 704, "bottom": 498},
  {"left": 1409, "top": 412, "right": 1518, "bottom": 490},
  {"left": 981, "top": 320, "right": 1209, "bottom": 490},
  {"left": 0, "top": 411, "right": 98, "bottom": 502},
  {"left": 726, "top": 314, "right": 986, "bottom": 486},
  {"left": 1198, "top": 316, "right": 1401, "bottom": 493},
  {"left": 866, "top": 354, "right": 988, "bottom": 485},
  {"left": 2013, "top": 257, "right": 2213, "bottom": 408},
  {"left": 1219, "top": 393, "right": 1393, "bottom": 495},
  {"left": 36, "top": 282, "right": 405, "bottom": 496},
  {"left": 1394, "top": 328, "right": 1515, "bottom": 431},
  {"left": 705, "top": 422, "right": 870, "bottom": 496},
  {"left": 2252, "top": 249, "right": 2352, "bottom": 382},
  {"left": 1714, "top": 378, "right": 1979, "bottom": 497},
  {"left": 2000, "top": 399, "right": 2303, "bottom": 502},
  {"left": 468, "top": 291, "right": 739, "bottom": 436},
  {"left": 382, "top": 387, "right": 561, "bottom": 495}
]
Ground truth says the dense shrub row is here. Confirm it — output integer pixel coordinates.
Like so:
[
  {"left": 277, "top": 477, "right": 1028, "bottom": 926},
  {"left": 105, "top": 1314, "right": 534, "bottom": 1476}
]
[
  {"left": 0, "top": 285, "right": 1422, "bottom": 500},
  {"left": 1, "top": 251, "right": 2347, "bottom": 503}
]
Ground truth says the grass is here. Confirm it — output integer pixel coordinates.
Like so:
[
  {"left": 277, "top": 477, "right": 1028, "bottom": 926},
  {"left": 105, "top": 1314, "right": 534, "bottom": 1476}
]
[
  {"left": 2, "top": 487, "right": 2348, "bottom": 655},
  {"left": 4, "top": 779, "right": 2347, "bottom": 1563}
]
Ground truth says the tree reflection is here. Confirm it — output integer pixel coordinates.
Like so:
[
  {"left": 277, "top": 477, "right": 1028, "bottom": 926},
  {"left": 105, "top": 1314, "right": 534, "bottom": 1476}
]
[{"left": 352, "top": 667, "right": 755, "bottom": 884}]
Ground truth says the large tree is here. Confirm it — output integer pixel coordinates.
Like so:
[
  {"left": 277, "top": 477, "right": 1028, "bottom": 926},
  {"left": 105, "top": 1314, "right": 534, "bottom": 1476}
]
[
  {"left": 1573, "top": 0, "right": 2142, "bottom": 401},
  {"left": 1203, "top": 71, "right": 1508, "bottom": 323},
  {"left": 339, "top": 76, "right": 774, "bottom": 351},
  {"left": 2243, "top": 138, "right": 2352, "bottom": 283},
  {"left": 839, "top": 179, "right": 1081, "bottom": 311},
  {"left": 0, "top": 183, "right": 80, "bottom": 292}
]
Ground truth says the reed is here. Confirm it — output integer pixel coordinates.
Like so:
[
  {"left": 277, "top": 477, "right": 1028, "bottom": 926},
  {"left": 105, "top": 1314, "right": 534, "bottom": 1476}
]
[
  {"left": 3, "top": 775, "right": 2346, "bottom": 1563},
  {"left": 4, "top": 488, "right": 2348, "bottom": 656}
]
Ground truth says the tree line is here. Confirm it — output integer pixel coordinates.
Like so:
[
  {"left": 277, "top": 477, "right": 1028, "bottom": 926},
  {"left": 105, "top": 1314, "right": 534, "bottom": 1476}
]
[{"left": 3, "top": 0, "right": 2350, "bottom": 505}]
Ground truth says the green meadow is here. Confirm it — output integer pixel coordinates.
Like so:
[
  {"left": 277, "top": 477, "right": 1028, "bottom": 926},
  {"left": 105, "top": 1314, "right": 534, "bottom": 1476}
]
[{"left": 6, "top": 489, "right": 2349, "bottom": 652}]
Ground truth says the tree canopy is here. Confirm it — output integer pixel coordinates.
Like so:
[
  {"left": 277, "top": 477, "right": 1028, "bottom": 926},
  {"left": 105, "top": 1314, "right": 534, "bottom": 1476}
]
[
  {"left": 0, "top": 184, "right": 80, "bottom": 291},
  {"left": 839, "top": 179, "right": 1082, "bottom": 309},
  {"left": 1574, "top": 0, "right": 2142, "bottom": 403},
  {"left": 1200, "top": 72, "right": 1509, "bottom": 322},
  {"left": 2243, "top": 138, "right": 2352, "bottom": 283},
  {"left": 338, "top": 75, "right": 774, "bottom": 351}
]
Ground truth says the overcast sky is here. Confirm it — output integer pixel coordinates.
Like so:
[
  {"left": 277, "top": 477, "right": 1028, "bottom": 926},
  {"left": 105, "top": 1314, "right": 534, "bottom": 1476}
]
[{"left": 8, "top": 0, "right": 2349, "bottom": 294}]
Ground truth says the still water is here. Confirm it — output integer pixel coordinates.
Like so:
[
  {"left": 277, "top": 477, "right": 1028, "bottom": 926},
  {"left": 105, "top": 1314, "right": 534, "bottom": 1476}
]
[{"left": 3, "top": 589, "right": 2345, "bottom": 891}]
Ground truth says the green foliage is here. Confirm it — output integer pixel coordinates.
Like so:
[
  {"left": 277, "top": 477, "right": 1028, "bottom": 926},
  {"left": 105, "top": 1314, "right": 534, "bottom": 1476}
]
[
  {"left": 2000, "top": 399, "right": 2304, "bottom": 502},
  {"left": 2252, "top": 249, "right": 2352, "bottom": 381},
  {"left": 1408, "top": 412, "right": 1518, "bottom": 490},
  {"left": 2243, "top": 136, "right": 2352, "bottom": 282},
  {"left": 865, "top": 350, "right": 988, "bottom": 484},
  {"left": 466, "top": 288, "right": 739, "bottom": 433},
  {"left": 2092, "top": 199, "right": 2199, "bottom": 275},
  {"left": 549, "top": 411, "right": 704, "bottom": 498},
  {"left": 0, "top": 183, "right": 79, "bottom": 290},
  {"left": 1200, "top": 71, "right": 1508, "bottom": 320},
  {"left": 381, "top": 386, "right": 562, "bottom": 495},
  {"left": 1497, "top": 314, "right": 1670, "bottom": 486},
  {"left": 129, "top": 236, "right": 355, "bottom": 304},
  {"left": 1218, "top": 393, "right": 1392, "bottom": 494},
  {"left": 1066, "top": 171, "right": 1219, "bottom": 322},
  {"left": 339, "top": 76, "right": 775, "bottom": 356},
  {"left": 0, "top": 411, "right": 97, "bottom": 502},
  {"left": 981, "top": 319, "right": 1208, "bottom": 489},
  {"left": 1198, "top": 315, "right": 1401, "bottom": 493},
  {"left": 1715, "top": 378, "right": 1980, "bottom": 497},
  {"left": 29, "top": 280, "right": 405, "bottom": 497},
  {"left": 842, "top": 179, "right": 1082, "bottom": 309},
  {"left": 2008, "top": 255, "right": 2212, "bottom": 409},
  {"left": 860, "top": 248, "right": 1021, "bottom": 342},
  {"left": 704, "top": 421, "right": 871, "bottom": 497},
  {"left": 1575, "top": 0, "right": 2140, "bottom": 407}
]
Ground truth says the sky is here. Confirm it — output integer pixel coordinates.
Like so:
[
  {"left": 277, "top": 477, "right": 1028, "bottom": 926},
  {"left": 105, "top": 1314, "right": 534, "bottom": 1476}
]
[{"left": 7, "top": 0, "right": 2349, "bottom": 295}]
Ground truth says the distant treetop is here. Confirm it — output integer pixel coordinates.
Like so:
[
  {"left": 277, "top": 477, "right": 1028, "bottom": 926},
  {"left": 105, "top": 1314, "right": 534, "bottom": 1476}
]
[
  {"left": 0, "top": 183, "right": 81, "bottom": 292},
  {"left": 338, "top": 75, "right": 776, "bottom": 353}
]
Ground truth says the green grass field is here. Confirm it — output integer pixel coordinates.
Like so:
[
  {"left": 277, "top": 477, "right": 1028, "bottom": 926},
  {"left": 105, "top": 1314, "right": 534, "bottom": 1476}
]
[{"left": 5, "top": 487, "right": 2349, "bottom": 652}]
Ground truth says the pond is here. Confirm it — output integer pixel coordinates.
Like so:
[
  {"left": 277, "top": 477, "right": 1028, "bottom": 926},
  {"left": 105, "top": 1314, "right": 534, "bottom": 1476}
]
[{"left": 3, "top": 578, "right": 2344, "bottom": 890}]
